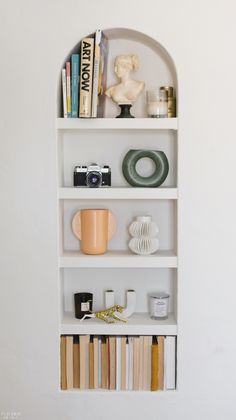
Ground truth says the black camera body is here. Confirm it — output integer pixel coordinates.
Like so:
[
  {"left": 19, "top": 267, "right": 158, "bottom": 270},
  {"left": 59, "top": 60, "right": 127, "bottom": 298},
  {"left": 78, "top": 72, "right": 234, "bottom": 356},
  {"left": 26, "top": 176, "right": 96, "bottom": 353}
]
[{"left": 74, "top": 163, "right": 111, "bottom": 188}]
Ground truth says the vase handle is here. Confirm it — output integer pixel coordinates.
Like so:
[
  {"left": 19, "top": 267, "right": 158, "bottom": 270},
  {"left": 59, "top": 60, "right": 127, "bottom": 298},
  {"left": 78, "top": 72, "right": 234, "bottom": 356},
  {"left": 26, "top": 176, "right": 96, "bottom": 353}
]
[{"left": 108, "top": 211, "right": 117, "bottom": 240}]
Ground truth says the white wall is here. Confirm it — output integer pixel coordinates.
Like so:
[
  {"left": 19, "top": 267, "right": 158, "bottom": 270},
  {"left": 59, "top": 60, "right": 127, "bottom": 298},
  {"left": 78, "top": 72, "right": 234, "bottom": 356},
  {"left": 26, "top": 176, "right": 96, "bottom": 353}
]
[{"left": 0, "top": 0, "right": 236, "bottom": 419}]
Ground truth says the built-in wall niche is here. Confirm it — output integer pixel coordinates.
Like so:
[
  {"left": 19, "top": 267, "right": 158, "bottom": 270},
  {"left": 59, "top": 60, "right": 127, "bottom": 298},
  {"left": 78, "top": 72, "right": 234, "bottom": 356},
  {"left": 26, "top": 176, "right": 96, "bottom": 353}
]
[
  {"left": 61, "top": 267, "right": 177, "bottom": 315},
  {"left": 60, "top": 199, "right": 177, "bottom": 253},
  {"left": 57, "top": 129, "right": 177, "bottom": 188},
  {"left": 58, "top": 27, "right": 177, "bottom": 118}
]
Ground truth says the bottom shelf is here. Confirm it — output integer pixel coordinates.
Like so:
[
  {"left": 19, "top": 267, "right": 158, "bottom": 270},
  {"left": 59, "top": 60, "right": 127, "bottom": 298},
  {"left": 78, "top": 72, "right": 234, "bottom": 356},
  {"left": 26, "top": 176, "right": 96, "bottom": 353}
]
[{"left": 60, "top": 334, "right": 177, "bottom": 392}]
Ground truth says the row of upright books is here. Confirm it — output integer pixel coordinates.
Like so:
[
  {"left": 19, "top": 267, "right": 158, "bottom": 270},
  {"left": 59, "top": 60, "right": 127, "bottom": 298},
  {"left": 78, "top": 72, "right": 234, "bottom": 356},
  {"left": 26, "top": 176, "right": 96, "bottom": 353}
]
[
  {"left": 60, "top": 334, "right": 176, "bottom": 391},
  {"left": 61, "top": 29, "right": 108, "bottom": 119}
]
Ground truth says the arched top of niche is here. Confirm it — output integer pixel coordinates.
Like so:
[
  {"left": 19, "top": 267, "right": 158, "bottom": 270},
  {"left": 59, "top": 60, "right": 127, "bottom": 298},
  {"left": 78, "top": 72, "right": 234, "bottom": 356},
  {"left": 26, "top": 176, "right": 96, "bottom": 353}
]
[{"left": 58, "top": 27, "right": 177, "bottom": 118}]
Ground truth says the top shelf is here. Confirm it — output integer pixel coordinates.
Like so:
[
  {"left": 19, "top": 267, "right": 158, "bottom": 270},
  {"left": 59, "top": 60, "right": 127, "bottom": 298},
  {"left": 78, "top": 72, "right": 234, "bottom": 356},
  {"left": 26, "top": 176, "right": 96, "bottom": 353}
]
[{"left": 56, "top": 118, "right": 178, "bottom": 130}]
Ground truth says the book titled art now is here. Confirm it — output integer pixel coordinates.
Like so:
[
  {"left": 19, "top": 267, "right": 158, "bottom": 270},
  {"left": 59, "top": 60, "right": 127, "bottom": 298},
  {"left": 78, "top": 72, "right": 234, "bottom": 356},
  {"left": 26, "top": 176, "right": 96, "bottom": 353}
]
[{"left": 60, "top": 334, "right": 176, "bottom": 391}]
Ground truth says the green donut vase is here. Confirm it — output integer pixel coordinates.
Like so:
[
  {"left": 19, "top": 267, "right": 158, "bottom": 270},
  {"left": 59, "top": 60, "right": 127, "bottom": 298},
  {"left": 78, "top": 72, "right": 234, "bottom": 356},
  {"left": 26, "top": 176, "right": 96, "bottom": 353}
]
[{"left": 122, "top": 149, "right": 169, "bottom": 187}]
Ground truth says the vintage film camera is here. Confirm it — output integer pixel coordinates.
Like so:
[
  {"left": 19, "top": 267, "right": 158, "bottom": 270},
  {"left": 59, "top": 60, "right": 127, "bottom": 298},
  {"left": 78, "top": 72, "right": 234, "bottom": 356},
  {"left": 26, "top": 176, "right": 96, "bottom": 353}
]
[{"left": 74, "top": 163, "right": 111, "bottom": 188}]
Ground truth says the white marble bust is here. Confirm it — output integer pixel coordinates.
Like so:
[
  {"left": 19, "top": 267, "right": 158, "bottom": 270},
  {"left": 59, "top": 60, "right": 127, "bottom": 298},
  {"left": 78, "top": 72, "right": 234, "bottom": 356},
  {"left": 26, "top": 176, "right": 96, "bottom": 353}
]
[{"left": 105, "top": 54, "right": 145, "bottom": 105}]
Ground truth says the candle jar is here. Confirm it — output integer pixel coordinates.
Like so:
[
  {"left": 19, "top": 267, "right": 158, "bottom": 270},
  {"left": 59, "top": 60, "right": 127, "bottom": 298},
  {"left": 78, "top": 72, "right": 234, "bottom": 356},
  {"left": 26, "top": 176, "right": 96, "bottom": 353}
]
[
  {"left": 146, "top": 89, "right": 168, "bottom": 118},
  {"left": 160, "top": 86, "right": 176, "bottom": 118},
  {"left": 74, "top": 292, "right": 93, "bottom": 319},
  {"left": 149, "top": 292, "right": 169, "bottom": 320}
]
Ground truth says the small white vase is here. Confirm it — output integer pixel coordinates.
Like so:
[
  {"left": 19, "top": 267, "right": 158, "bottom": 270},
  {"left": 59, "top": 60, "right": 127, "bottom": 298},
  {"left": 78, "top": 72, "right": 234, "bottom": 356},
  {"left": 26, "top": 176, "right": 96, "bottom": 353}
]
[
  {"left": 129, "top": 216, "right": 159, "bottom": 238},
  {"left": 128, "top": 215, "right": 159, "bottom": 255},
  {"left": 129, "top": 237, "right": 159, "bottom": 255}
]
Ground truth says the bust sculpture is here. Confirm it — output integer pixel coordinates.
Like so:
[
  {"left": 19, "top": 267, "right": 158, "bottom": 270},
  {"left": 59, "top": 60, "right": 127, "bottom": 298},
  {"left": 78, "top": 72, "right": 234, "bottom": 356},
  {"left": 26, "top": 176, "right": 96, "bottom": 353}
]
[{"left": 105, "top": 54, "right": 145, "bottom": 117}]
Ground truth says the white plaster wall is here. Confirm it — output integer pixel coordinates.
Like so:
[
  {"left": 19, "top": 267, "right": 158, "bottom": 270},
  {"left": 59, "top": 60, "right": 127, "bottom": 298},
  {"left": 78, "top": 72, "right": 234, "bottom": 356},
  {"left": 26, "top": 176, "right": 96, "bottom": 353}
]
[{"left": 0, "top": 0, "right": 236, "bottom": 419}]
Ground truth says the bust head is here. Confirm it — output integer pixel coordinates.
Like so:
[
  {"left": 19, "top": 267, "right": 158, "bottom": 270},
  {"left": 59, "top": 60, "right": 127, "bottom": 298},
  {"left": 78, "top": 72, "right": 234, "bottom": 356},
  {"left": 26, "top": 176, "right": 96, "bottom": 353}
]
[{"left": 114, "top": 54, "right": 139, "bottom": 78}]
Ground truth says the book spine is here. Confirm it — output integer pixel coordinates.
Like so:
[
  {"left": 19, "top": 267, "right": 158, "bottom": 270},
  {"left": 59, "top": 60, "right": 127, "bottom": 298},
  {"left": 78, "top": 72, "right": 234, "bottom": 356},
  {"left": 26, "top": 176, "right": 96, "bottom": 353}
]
[
  {"left": 89, "top": 337, "right": 94, "bottom": 389},
  {"left": 133, "top": 336, "right": 140, "bottom": 390},
  {"left": 116, "top": 336, "right": 121, "bottom": 390},
  {"left": 93, "top": 336, "right": 99, "bottom": 389},
  {"left": 73, "top": 336, "right": 80, "bottom": 388},
  {"left": 121, "top": 336, "right": 127, "bottom": 390},
  {"left": 91, "top": 29, "right": 101, "bottom": 117},
  {"left": 60, "top": 336, "right": 67, "bottom": 390},
  {"left": 139, "top": 336, "right": 144, "bottom": 390},
  {"left": 79, "top": 335, "right": 90, "bottom": 389},
  {"left": 79, "top": 38, "right": 94, "bottom": 118},
  {"left": 98, "top": 337, "right": 102, "bottom": 388},
  {"left": 101, "top": 336, "right": 108, "bottom": 389},
  {"left": 66, "top": 62, "right": 72, "bottom": 117},
  {"left": 128, "top": 336, "right": 133, "bottom": 390},
  {"left": 61, "top": 69, "right": 67, "bottom": 118},
  {"left": 125, "top": 338, "right": 129, "bottom": 390},
  {"left": 164, "top": 336, "right": 176, "bottom": 390},
  {"left": 109, "top": 336, "right": 116, "bottom": 390},
  {"left": 157, "top": 336, "right": 164, "bottom": 390},
  {"left": 66, "top": 336, "right": 74, "bottom": 389},
  {"left": 151, "top": 338, "right": 158, "bottom": 391},
  {"left": 71, "top": 54, "right": 79, "bottom": 118}
]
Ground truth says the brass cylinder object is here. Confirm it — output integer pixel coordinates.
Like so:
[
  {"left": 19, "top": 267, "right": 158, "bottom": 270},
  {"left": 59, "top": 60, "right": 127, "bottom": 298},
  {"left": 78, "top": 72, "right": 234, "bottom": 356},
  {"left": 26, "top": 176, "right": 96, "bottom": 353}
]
[{"left": 160, "top": 86, "right": 176, "bottom": 118}]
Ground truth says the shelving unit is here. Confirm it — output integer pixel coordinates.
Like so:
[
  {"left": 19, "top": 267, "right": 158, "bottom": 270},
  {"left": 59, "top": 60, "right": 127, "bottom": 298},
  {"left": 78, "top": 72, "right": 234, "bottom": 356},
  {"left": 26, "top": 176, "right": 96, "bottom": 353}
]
[{"left": 57, "top": 27, "right": 178, "bottom": 392}]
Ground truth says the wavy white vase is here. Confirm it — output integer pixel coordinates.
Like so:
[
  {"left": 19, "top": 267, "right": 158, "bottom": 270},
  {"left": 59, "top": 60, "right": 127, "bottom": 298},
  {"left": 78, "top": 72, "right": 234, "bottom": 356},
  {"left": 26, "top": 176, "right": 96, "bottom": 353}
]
[
  {"left": 129, "top": 216, "right": 159, "bottom": 237},
  {"left": 128, "top": 216, "right": 159, "bottom": 255}
]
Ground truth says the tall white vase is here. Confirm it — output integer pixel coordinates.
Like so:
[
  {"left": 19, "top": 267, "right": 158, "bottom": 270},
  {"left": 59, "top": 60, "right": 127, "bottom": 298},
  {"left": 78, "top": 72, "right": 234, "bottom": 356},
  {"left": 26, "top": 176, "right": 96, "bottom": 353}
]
[{"left": 128, "top": 216, "right": 159, "bottom": 255}]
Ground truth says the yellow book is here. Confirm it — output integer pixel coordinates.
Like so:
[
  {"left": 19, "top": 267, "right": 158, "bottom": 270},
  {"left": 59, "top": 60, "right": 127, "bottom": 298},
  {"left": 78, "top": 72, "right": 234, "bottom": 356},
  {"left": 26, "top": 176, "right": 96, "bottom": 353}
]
[{"left": 151, "top": 337, "right": 158, "bottom": 391}]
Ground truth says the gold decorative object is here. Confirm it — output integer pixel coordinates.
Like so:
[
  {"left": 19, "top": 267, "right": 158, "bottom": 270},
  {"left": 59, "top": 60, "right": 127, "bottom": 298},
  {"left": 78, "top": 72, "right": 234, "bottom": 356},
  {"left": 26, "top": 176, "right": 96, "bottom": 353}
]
[{"left": 80, "top": 304, "right": 127, "bottom": 324}]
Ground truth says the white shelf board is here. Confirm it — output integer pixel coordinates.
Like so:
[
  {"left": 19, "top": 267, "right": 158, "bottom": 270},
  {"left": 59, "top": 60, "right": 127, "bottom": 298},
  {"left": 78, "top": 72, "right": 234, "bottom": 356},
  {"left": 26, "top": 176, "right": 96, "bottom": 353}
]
[
  {"left": 61, "top": 312, "right": 177, "bottom": 335},
  {"left": 56, "top": 117, "right": 178, "bottom": 130},
  {"left": 59, "top": 250, "right": 178, "bottom": 268},
  {"left": 58, "top": 187, "right": 178, "bottom": 200}
]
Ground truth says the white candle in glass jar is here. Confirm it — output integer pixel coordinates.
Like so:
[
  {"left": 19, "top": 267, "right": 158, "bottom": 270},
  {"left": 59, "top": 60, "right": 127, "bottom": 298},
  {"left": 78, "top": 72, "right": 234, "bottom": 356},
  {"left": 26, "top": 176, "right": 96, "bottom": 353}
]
[
  {"left": 149, "top": 292, "right": 169, "bottom": 320},
  {"left": 146, "top": 89, "right": 168, "bottom": 118}
]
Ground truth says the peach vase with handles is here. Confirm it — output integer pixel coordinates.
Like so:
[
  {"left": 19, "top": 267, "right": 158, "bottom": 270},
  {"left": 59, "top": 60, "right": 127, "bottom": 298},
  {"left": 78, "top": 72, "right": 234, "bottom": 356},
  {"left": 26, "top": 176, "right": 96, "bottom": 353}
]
[{"left": 72, "top": 209, "right": 117, "bottom": 255}]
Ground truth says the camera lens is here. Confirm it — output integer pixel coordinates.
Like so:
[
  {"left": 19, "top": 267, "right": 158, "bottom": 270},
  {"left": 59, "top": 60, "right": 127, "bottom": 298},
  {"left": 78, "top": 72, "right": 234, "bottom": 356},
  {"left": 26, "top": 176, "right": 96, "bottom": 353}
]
[{"left": 86, "top": 171, "right": 102, "bottom": 188}]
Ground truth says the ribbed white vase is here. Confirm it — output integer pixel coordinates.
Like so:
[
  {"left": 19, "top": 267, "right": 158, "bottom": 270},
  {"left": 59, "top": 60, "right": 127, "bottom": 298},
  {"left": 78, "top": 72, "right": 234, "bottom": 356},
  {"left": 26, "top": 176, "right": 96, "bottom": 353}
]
[{"left": 128, "top": 216, "right": 159, "bottom": 255}]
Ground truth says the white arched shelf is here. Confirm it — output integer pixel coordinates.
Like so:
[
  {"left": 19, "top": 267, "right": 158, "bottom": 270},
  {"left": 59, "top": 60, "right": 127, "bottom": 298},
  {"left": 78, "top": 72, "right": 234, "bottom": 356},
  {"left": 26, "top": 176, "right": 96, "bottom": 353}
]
[{"left": 57, "top": 27, "right": 177, "bottom": 119}]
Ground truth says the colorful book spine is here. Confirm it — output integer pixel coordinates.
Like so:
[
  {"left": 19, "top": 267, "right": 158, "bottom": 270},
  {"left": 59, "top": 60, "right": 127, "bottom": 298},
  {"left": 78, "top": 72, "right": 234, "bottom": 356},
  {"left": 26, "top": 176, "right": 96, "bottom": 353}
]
[
  {"left": 71, "top": 54, "right": 80, "bottom": 118},
  {"left": 91, "top": 30, "right": 108, "bottom": 118},
  {"left": 66, "top": 62, "right": 72, "bottom": 117},
  {"left": 79, "top": 37, "right": 94, "bottom": 118},
  {"left": 61, "top": 69, "right": 67, "bottom": 118}
]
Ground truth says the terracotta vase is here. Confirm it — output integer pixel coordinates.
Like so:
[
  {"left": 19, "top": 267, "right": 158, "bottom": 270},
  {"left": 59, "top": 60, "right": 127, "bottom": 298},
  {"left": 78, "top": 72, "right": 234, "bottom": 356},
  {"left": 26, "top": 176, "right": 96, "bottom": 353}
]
[{"left": 72, "top": 209, "right": 117, "bottom": 255}]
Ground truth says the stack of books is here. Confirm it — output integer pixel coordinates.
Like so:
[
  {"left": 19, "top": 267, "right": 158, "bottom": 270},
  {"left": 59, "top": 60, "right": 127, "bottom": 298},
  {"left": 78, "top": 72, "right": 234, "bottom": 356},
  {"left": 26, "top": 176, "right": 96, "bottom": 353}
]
[
  {"left": 61, "top": 29, "right": 108, "bottom": 119},
  {"left": 60, "top": 335, "right": 176, "bottom": 391}
]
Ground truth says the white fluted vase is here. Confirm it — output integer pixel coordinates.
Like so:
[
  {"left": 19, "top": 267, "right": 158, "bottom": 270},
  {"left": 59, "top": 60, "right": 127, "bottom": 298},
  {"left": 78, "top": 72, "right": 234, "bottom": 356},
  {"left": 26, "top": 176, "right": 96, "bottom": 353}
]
[{"left": 128, "top": 216, "right": 159, "bottom": 255}]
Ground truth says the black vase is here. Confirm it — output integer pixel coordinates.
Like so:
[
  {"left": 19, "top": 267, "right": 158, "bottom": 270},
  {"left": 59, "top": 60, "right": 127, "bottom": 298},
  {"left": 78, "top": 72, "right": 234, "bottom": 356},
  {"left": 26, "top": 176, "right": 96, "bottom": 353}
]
[{"left": 116, "top": 104, "right": 134, "bottom": 118}]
